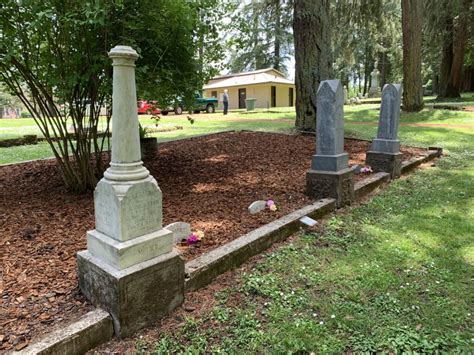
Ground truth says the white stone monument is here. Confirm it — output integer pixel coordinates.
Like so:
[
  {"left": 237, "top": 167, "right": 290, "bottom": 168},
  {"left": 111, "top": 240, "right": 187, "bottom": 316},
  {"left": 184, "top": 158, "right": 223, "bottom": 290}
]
[
  {"left": 369, "top": 62, "right": 381, "bottom": 98},
  {"left": 77, "top": 45, "right": 184, "bottom": 338}
]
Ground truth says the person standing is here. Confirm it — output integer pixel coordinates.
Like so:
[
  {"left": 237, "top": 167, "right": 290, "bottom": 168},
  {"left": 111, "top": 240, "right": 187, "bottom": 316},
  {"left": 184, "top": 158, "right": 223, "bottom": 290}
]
[{"left": 223, "top": 89, "right": 229, "bottom": 115}]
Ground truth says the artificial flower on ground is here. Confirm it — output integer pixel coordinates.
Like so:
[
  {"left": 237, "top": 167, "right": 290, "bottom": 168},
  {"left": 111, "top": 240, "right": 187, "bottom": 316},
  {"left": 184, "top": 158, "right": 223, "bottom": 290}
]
[
  {"left": 266, "top": 199, "right": 278, "bottom": 211},
  {"left": 360, "top": 166, "right": 373, "bottom": 173},
  {"left": 186, "top": 230, "right": 205, "bottom": 245}
]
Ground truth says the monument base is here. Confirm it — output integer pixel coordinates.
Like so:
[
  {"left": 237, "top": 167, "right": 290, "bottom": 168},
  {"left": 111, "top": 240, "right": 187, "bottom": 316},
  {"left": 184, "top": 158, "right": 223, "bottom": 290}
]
[
  {"left": 311, "top": 153, "right": 349, "bottom": 172},
  {"left": 366, "top": 151, "right": 402, "bottom": 179},
  {"left": 368, "top": 87, "right": 381, "bottom": 98},
  {"left": 371, "top": 139, "right": 400, "bottom": 154},
  {"left": 306, "top": 168, "right": 354, "bottom": 207},
  {"left": 77, "top": 250, "right": 184, "bottom": 338}
]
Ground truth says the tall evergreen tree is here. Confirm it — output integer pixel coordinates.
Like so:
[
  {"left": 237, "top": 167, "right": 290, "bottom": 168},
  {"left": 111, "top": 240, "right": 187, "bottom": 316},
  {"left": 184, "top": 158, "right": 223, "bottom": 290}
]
[
  {"left": 227, "top": 0, "right": 293, "bottom": 74},
  {"left": 401, "top": 0, "right": 424, "bottom": 111},
  {"left": 293, "top": 0, "right": 331, "bottom": 131}
]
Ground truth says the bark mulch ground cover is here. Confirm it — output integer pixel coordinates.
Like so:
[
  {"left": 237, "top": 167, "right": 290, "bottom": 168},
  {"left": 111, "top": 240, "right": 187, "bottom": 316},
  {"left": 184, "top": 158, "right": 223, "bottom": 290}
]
[{"left": 0, "top": 131, "right": 426, "bottom": 351}]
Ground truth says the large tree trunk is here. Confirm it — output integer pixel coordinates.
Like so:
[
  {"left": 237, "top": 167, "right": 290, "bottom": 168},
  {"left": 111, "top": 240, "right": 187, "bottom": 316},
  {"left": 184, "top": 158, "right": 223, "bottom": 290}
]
[
  {"left": 438, "top": 10, "right": 454, "bottom": 98},
  {"left": 445, "top": 0, "right": 470, "bottom": 97},
  {"left": 401, "top": 0, "right": 424, "bottom": 112},
  {"left": 293, "top": 0, "right": 331, "bottom": 131},
  {"left": 273, "top": 0, "right": 281, "bottom": 71}
]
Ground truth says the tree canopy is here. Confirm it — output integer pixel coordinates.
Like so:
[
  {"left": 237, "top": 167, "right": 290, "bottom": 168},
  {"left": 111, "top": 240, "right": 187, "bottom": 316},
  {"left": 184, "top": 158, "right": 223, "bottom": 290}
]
[{"left": 0, "top": 0, "right": 221, "bottom": 191}]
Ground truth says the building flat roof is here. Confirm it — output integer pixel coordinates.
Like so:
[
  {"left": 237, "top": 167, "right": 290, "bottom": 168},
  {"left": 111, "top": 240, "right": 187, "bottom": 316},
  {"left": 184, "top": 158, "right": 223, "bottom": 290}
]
[{"left": 204, "top": 69, "right": 294, "bottom": 90}]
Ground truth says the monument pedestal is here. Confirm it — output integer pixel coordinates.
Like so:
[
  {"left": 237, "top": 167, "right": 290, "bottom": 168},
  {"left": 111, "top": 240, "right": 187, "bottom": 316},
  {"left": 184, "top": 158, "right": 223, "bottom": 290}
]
[
  {"left": 368, "top": 87, "right": 381, "bottom": 98},
  {"left": 366, "top": 151, "right": 402, "bottom": 179},
  {"left": 76, "top": 46, "right": 185, "bottom": 339},
  {"left": 77, "top": 250, "right": 184, "bottom": 338},
  {"left": 306, "top": 168, "right": 354, "bottom": 207}
]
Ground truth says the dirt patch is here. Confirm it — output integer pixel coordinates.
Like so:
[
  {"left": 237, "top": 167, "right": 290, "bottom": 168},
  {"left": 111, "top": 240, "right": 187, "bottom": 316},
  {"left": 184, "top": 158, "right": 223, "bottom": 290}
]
[{"left": 0, "top": 132, "right": 425, "bottom": 350}]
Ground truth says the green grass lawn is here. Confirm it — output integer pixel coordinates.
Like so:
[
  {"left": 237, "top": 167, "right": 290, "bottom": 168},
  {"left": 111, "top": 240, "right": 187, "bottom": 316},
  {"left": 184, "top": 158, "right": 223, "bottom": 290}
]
[
  {"left": 1, "top": 94, "right": 473, "bottom": 165},
  {"left": 128, "top": 108, "right": 473, "bottom": 354}
]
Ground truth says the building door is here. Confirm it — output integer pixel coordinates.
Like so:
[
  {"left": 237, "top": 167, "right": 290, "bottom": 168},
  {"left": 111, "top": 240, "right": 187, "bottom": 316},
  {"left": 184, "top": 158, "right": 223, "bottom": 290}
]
[
  {"left": 238, "top": 88, "right": 246, "bottom": 109},
  {"left": 271, "top": 86, "right": 276, "bottom": 107},
  {"left": 289, "top": 87, "right": 294, "bottom": 107}
]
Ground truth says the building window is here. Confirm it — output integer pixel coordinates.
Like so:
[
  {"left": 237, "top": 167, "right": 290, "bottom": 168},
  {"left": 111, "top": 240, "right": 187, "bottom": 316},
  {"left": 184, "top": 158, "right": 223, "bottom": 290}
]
[{"left": 211, "top": 91, "right": 217, "bottom": 98}]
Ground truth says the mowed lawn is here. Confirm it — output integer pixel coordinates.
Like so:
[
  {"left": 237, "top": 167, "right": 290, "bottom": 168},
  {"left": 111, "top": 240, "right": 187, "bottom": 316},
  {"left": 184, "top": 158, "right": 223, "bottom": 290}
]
[{"left": 1, "top": 93, "right": 474, "bottom": 165}]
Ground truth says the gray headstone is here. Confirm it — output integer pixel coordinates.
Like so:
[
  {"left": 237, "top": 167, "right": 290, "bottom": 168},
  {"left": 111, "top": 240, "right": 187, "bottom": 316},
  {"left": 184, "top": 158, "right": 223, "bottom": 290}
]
[
  {"left": 311, "top": 80, "right": 349, "bottom": 172},
  {"left": 371, "top": 84, "right": 402, "bottom": 153},
  {"left": 248, "top": 200, "right": 267, "bottom": 214},
  {"left": 165, "top": 222, "right": 192, "bottom": 244}
]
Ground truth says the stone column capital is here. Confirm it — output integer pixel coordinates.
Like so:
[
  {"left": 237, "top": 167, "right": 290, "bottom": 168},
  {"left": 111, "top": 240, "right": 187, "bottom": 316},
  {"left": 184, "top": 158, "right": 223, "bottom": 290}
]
[{"left": 108, "top": 45, "right": 139, "bottom": 64}]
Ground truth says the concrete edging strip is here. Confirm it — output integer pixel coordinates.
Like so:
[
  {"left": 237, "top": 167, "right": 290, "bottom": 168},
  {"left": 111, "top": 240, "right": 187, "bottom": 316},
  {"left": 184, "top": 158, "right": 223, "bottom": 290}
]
[
  {"left": 184, "top": 198, "right": 336, "bottom": 293},
  {"left": 354, "top": 172, "right": 390, "bottom": 199},
  {"left": 401, "top": 149, "right": 441, "bottom": 174},
  {"left": 14, "top": 310, "right": 113, "bottom": 355}
]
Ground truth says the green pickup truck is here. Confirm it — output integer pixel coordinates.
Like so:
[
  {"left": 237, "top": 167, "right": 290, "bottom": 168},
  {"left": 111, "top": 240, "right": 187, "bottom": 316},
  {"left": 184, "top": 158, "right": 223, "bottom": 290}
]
[{"left": 161, "top": 93, "right": 218, "bottom": 115}]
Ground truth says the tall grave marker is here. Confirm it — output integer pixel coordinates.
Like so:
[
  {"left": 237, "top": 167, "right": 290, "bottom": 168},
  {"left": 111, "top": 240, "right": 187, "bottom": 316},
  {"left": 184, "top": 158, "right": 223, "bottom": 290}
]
[
  {"left": 306, "top": 80, "right": 354, "bottom": 207},
  {"left": 77, "top": 45, "right": 184, "bottom": 338},
  {"left": 366, "top": 83, "right": 403, "bottom": 178},
  {"left": 368, "top": 62, "right": 381, "bottom": 98}
]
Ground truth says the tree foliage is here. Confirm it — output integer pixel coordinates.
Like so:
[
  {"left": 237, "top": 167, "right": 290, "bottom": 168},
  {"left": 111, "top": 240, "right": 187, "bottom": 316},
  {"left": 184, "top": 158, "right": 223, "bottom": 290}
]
[
  {"left": 227, "top": 0, "right": 294, "bottom": 74},
  {"left": 0, "top": 0, "right": 214, "bottom": 191}
]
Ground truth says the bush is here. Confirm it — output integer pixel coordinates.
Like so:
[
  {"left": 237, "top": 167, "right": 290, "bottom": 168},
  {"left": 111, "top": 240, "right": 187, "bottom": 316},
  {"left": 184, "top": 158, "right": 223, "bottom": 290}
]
[{"left": 20, "top": 111, "right": 32, "bottom": 118}]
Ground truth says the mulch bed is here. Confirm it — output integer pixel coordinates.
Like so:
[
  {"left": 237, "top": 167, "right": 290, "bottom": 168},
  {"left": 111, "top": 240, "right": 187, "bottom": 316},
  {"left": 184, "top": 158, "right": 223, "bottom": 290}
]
[{"left": 0, "top": 131, "right": 426, "bottom": 351}]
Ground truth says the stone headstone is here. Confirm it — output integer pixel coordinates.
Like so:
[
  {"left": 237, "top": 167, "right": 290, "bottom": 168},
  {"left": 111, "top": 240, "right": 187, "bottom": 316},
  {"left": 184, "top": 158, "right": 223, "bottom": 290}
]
[
  {"left": 369, "top": 62, "right": 381, "bottom": 98},
  {"left": 248, "top": 200, "right": 267, "bottom": 214},
  {"left": 77, "top": 45, "right": 184, "bottom": 338},
  {"left": 165, "top": 222, "right": 192, "bottom": 244},
  {"left": 306, "top": 79, "right": 354, "bottom": 207},
  {"left": 371, "top": 84, "right": 402, "bottom": 154},
  {"left": 312, "top": 80, "right": 348, "bottom": 172}
]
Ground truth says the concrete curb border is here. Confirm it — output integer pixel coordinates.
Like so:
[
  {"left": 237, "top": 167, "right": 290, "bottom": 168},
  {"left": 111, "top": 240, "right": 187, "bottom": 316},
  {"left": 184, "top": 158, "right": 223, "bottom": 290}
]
[
  {"left": 14, "top": 310, "right": 113, "bottom": 355},
  {"left": 184, "top": 198, "right": 336, "bottom": 293},
  {"left": 17, "top": 147, "right": 442, "bottom": 354},
  {"left": 401, "top": 148, "right": 442, "bottom": 174},
  {"left": 354, "top": 172, "right": 391, "bottom": 199}
]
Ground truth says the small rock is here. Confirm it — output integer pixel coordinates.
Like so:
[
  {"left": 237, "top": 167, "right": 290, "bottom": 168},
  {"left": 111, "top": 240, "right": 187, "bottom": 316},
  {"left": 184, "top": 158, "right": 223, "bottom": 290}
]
[
  {"left": 351, "top": 164, "right": 361, "bottom": 174},
  {"left": 248, "top": 200, "right": 267, "bottom": 214},
  {"left": 184, "top": 305, "right": 196, "bottom": 312},
  {"left": 15, "top": 342, "right": 28, "bottom": 351}
]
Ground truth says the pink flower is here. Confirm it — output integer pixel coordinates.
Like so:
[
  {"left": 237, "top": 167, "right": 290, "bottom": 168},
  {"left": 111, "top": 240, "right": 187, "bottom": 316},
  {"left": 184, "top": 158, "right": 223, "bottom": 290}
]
[
  {"left": 187, "top": 233, "right": 199, "bottom": 245},
  {"left": 266, "top": 199, "right": 275, "bottom": 207},
  {"left": 361, "top": 166, "right": 373, "bottom": 173}
]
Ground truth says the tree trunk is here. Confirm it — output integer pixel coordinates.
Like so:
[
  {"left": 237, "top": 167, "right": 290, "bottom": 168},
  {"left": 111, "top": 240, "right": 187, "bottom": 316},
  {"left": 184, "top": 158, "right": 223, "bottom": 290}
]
[
  {"left": 445, "top": 0, "right": 470, "bottom": 97},
  {"left": 293, "top": 0, "right": 331, "bottom": 131},
  {"left": 273, "top": 0, "right": 281, "bottom": 71},
  {"left": 401, "top": 0, "right": 424, "bottom": 112},
  {"left": 437, "top": 11, "right": 453, "bottom": 98}
]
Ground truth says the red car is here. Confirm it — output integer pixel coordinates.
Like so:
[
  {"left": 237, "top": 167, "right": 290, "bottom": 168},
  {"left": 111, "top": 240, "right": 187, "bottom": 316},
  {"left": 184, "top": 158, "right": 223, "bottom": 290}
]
[{"left": 137, "top": 100, "right": 161, "bottom": 115}]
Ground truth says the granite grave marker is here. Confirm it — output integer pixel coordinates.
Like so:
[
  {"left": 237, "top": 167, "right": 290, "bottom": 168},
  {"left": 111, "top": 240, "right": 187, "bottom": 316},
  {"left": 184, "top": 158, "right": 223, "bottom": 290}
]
[
  {"left": 306, "top": 80, "right": 354, "bottom": 207},
  {"left": 366, "top": 83, "right": 403, "bottom": 178}
]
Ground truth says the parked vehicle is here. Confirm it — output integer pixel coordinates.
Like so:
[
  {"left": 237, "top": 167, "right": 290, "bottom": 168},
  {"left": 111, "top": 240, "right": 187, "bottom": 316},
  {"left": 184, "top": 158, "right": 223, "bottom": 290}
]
[
  {"left": 160, "top": 93, "right": 218, "bottom": 115},
  {"left": 137, "top": 100, "right": 160, "bottom": 115}
]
